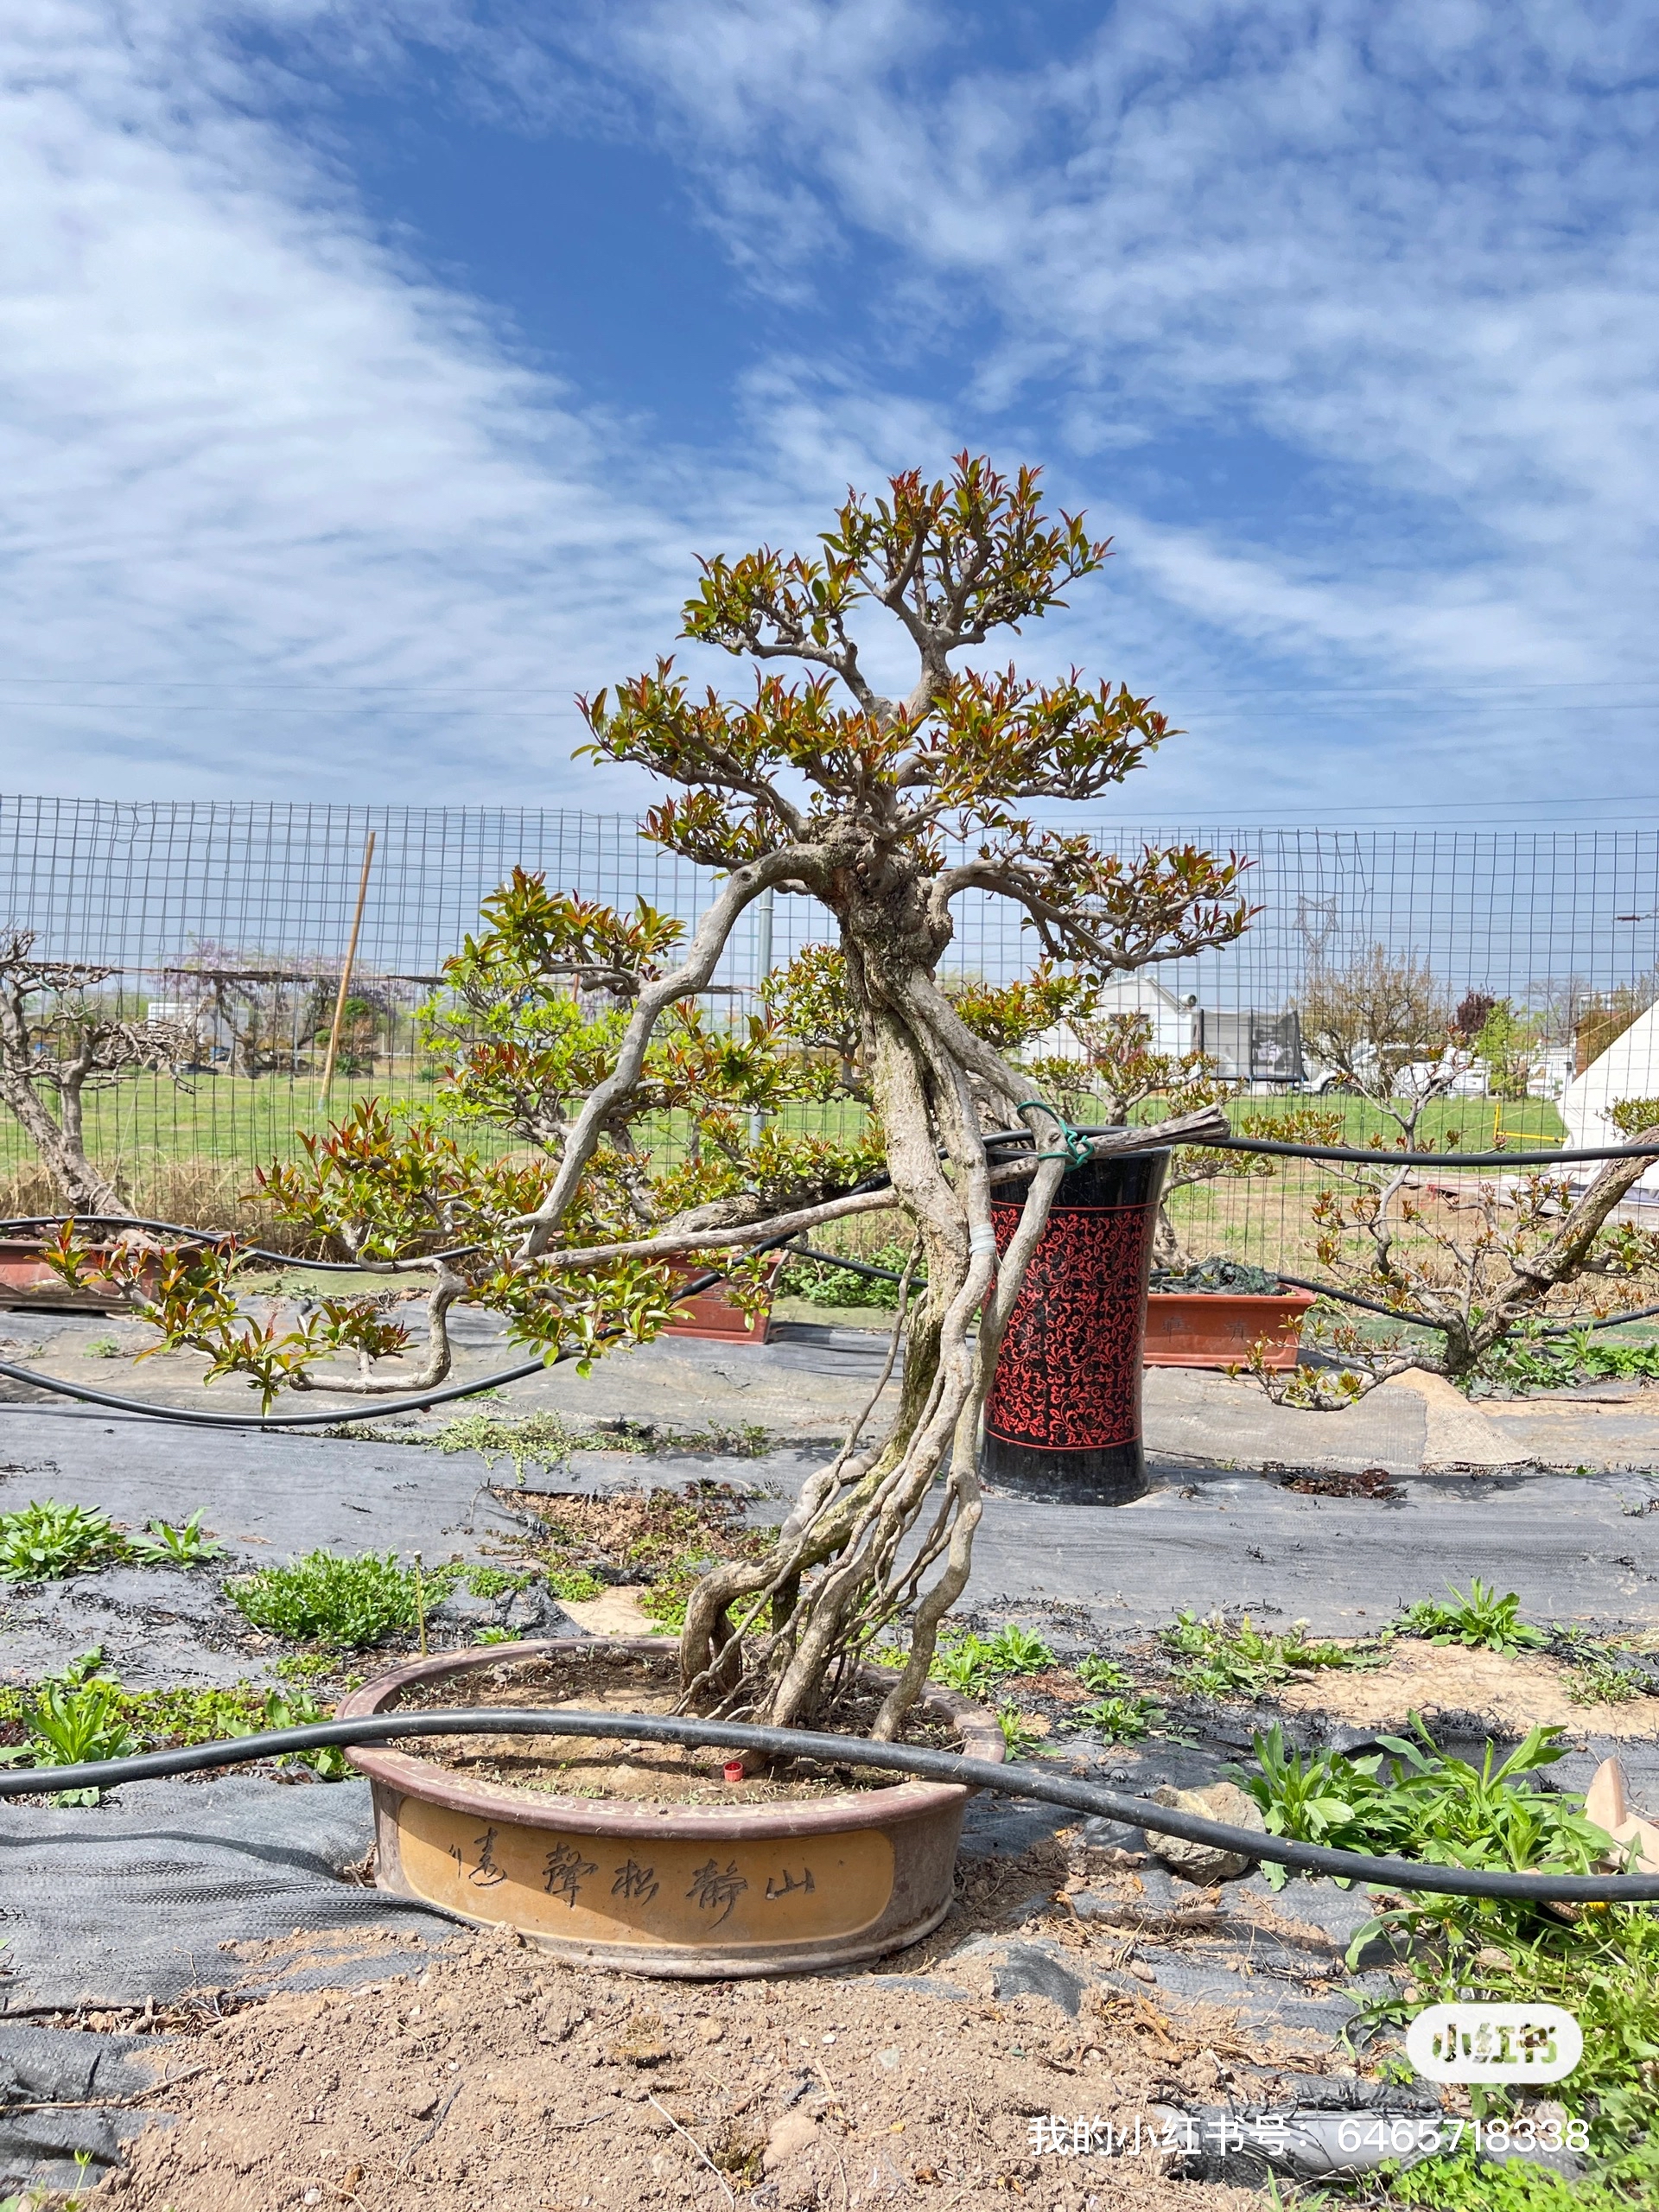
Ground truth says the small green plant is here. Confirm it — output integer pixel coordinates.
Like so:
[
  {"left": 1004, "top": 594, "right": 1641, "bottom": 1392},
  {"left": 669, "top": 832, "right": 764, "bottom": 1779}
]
[
  {"left": 129, "top": 1509, "right": 224, "bottom": 1567},
  {"left": 0, "top": 1498, "right": 123, "bottom": 1582},
  {"left": 984, "top": 1624, "right": 1056, "bottom": 1675},
  {"left": 1567, "top": 1650, "right": 1644, "bottom": 1706},
  {"left": 930, "top": 1623, "right": 1058, "bottom": 1699},
  {"left": 0, "top": 1659, "right": 138, "bottom": 1806},
  {"left": 474, "top": 1625, "right": 518, "bottom": 1644},
  {"left": 425, "top": 1408, "right": 579, "bottom": 1484},
  {"left": 776, "top": 1239, "right": 916, "bottom": 1310},
  {"left": 1162, "top": 1610, "right": 1371, "bottom": 1698},
  {"left": 463, "top": 1565, "right": 535, "bottom": 1599},
  {"left": 84, "top": 1335, "right": 124, "bottom": 1358},
  {"left": 1077, "top": 1654, "right": 1133, "bottom": 1694},
  {"left": 1071, "top": 1692, "right": 1162, "bottom": 1742},
  {"left": 547, "top": 1566, "right": 604, "bottom": 1604},
  {"left": 1382, "top": 2148, "right": 1635, "bottom": 2211},
  {"left": 228, "top": 1548, "right": 455, "bottom": 1649},
  {"left": 1397, "top": 1580, "right": 1548, "bottom": 1654},
  {"left": 1233, "top": 1719, "right": 1615, "bottom": 1907},
  {"left": 1470, "top": 1324, "right": 1659, "bottom": 1397},
  {"left": 0, "top": 1659, "right": 351, "bottom": 1784},
  {"left": 243, "top": 1687, "right": 350, "bottom": 1779},
  {"left": 995, "top": 1704, "right": 1043, "bottom": 1758}
]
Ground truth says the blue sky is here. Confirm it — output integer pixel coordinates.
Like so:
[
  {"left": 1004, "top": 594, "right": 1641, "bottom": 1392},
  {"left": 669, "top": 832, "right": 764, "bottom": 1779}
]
[{"left": 3, "top": 1, "right": 1658, "bottom": 823}]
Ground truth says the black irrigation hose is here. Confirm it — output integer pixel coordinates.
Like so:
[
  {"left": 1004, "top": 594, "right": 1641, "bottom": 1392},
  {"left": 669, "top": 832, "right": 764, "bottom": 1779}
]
[
  {"left": 3, "top": 1706, "right": 1656, "bottom": 1904},
  {"left": 0, "top": 1351, "right": 553, "bottom": 1428},
  {"left": 0, "top": 1213, "right": 484, "bottom": 1272}
]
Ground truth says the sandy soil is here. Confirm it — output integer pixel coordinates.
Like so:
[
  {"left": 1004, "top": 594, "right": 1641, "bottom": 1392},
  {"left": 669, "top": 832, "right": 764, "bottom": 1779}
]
[
  {"left": 392, "top": 1649, "right": 962, "bottom": 1806},
  {"left": 1275, "top": 1637, "right": 1659, "bottom": 1739},
  {"left": 106, "top": 1839, "right": 1334, "bottom": 2212}
]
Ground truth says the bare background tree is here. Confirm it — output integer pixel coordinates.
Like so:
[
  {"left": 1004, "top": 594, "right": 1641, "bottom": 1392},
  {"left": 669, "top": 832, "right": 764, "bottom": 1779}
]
[{"left": 0, "top": 931, "right": 192, "bottom": 1214}]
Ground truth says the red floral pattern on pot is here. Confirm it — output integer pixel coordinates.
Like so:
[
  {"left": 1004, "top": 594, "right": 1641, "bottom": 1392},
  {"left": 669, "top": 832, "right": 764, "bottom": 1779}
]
[{"left": 984, "top": 1198, "right": 1154, "bottom": 1451}]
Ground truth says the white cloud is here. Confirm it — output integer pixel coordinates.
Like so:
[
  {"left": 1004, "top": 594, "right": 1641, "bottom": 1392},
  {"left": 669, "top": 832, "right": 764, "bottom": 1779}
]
[
  {"left": 583, "top": 0, "right": 1659, "bottom": 797},
  {"left": 0, "top": 0, "right": 721, "bottom": 802}
]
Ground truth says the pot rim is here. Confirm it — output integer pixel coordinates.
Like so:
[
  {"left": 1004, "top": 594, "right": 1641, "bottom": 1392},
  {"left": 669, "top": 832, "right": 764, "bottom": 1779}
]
[{"left": 338, "top": 1636, "right": 1006, "bottom": 1840}]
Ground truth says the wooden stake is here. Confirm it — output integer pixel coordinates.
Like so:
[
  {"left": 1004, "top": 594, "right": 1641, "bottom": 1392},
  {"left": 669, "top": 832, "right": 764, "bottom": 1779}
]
[{"left": 318, "top": 830, "right": 377, "bottom": 1103}]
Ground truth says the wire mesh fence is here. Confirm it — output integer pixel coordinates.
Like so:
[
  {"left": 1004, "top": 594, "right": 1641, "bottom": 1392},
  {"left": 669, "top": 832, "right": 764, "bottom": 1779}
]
[{"left": 3, "top": 797, "right": 1657, "bottom": 1271}]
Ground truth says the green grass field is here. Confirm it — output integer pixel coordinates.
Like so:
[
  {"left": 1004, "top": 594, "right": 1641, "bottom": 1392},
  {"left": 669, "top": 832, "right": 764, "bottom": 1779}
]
[{"left": 0, "top": 1074, "right": 1572, "bottom": 1270}]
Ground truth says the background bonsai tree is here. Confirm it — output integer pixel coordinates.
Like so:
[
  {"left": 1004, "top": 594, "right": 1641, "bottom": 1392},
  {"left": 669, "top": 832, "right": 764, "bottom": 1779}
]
[
  {"left": 1298, "top": 943, "right": 1462, "bottom": 1137},
  {"left": 57, "top": 456, "right": 1248, "bottom": 1743},
  {"left": 1249, "top": 1096, "right": 1659, "bottom": 1407},
  {"left": 0, "top": 931, "right": 192, "bottom": 1214}
]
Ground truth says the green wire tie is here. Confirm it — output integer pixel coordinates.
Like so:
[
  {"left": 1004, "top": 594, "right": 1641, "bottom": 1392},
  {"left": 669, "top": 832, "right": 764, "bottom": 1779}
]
[{"left": 1014, "top": 1099, "right": 1095, "bottom": 1169}]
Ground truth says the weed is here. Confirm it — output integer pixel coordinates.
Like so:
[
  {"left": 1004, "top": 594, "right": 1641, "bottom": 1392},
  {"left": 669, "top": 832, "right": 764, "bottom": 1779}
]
[
  {"left": 0, "top": 1498, "right": 123, "bottom": 1582},
  {"left": 228, "top": 1548, "right": 456, "bottom": 1649},
  {"left": 462, "top": 1566, "right": 534, "bottom": 1599},
  {"left": 930, "top": 1624, "right": 1058, "bottom": 1699},
  {"left": 1470, "top": 1325, "right": 1659, "bottom": 1397},
  {"left": 995, "top": 1705, "right": 1043, "bottom": 1758},
  {"left": 425, "top": 1408, "right": 580, "bottom": 1484},
  {"left": 83, "top": 1336, "right": 124, "bottom": 1358},
  {"left": 984, "top": 1624, "right": 1057, "bottom": 1675},
  {"left": 474, "top": 1626, "right": 518, "bottom": 1644},
  {"left": 129, "top": 1510, "right": 224, "bottom": 1567},
  {"left": 1071, "top": 1693, "right": 1163, "bottom": 1742},
  {"left": 1161, "top": 1610, "right": 1374, "bottom": 1698},
  {"left": 1396, "top": 1580, "right": 1548, "bottom": 1654},
  {"left": 776, "top": 1239, "right": 915, "bottom": 1309},
  {"left": 0, "top": 1662, "right": 351, "bottom": 1784},
  {"left": 1567, "top": 1651, "right": 1644, "bottom": 1706},
  {"left": 1077, "top": 1654, "right": 1133, "bottom": 1694},
  {"left": 1382, "top": 2149, "right": 1636, "bottom": 2211},
  {"left": 547, "top": 1567, "right": 604, "bottom": 1605},
  {"left": 1233, "top": 1719, "right": 1614, "bottom": 1905}
]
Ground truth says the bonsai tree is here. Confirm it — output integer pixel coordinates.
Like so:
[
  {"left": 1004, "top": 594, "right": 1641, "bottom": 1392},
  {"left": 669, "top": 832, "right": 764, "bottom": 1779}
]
[
  {"left": 1249, "top": 1092, "right": 1659, "bottom": 1406},
  {"left": 55, "top": 457, "right": 1248, "bottom": 1740},
  {"left": 0, "top": 931, "right": 192, "bottom": 1214}
]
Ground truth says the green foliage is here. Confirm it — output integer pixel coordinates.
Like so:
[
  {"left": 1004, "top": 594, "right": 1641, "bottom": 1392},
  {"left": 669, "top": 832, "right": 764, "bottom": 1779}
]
[
  {"left": 1566, "top": 1650, "right": 1645, "bottom": 1706},
  {"left": 425, "top": 1408, "right": 581, "bottom": 1483},
  {"left": 0, "top": 1498, "right": 123, "bottom": 1582},
  {"left": 1383, "top": 2147, "right": 1638, "bottom": 2212},
  {"left": 1161, "top": 1610, "right": 1372, "bottom": 1698},
  {"left": 1471, "top": 1325, "right": 1659, "bottom": 1395},
  {"left": 1235, "top": 1719, "right": 1614, "bottom": 1907},
  {"left": 777, "top": 1238, "right": 914, "bottom": 1310},
  {"left": 930, "top": 1624, "right": 1057, "bottom": 1699},
  {"left": 84, "top": 1335, "right": 124, "bottom": 1358},
  {"left": 1471, "top": 997, "right": 1542, "bottom": 1101},
  {"left": 474, "top": 1626, "right": 518, "bottom": 1644},
  {"left": 984, "top": 1624, "right": 1056, "bottom": 1675},
  {"left": 1397, "top": 1580, "right": 1548, "bottom": 1655},
  {"left": 1610, "top": 1095, "right": 1659, "bottom": 1137},
  {"left": 547, "top": 1567, "right": 604, "bottom": 1604},
  {"left": 0, "top": 1653, "right": 350, "bottom": 1785},
  {"left": 461, "top": 1566, "right": 534, "bottom": 1600},
  {"left": 228, "top": 1548, "right": 454, "bottom": 1649},
  {"left": 1370, "top": 1907, "right": 1659, "bottom": 2205},
  {"left": 1077, "top": 1654, "right": 1132, "bottom": 1694},
  {"left": 129, "top": 1510, "right": 224, "bottom": 1567},
  {"left": 1072, "top": 1693, "right": 1163, "bottom": 1742},
  {"left": 995, "top": 1704, "right": 1043, "bottom": 1758}
]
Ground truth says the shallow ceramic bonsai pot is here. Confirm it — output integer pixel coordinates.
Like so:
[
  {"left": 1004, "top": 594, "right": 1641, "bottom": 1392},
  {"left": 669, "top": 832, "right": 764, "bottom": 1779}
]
[
  {"left": 340, "top": 1637, "right": 1004, "bottom": 1978},
  {"left": 1142, "top": 1287, "right": 1317, "bottom": 1370}
]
